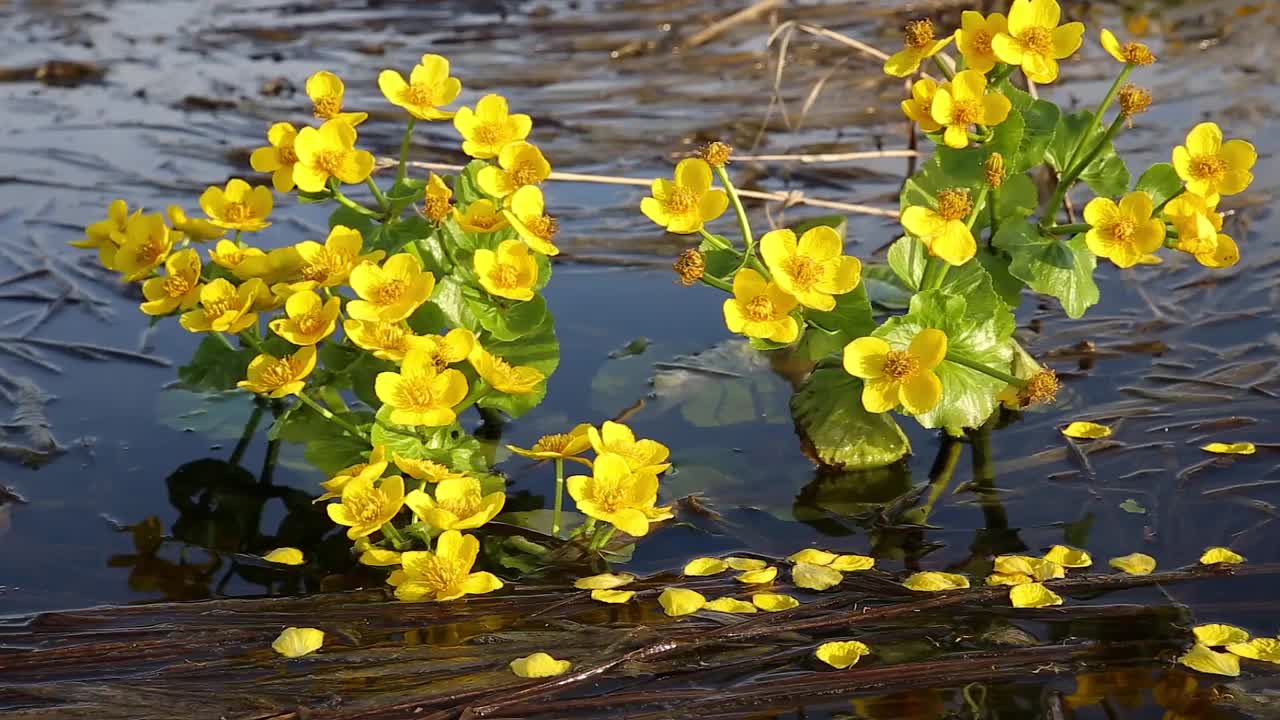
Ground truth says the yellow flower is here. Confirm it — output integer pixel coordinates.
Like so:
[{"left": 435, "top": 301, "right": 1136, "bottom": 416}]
[
  {"left": 900, "top": 189, "right": 977, "bottom": 265},
  {"left": 1162, "top": 192, "right": 1237, "bottom": 268},
  {"left": 199, "top": 178, "right": 273, "bottom": 232},
  {"left": 752, "top": 593, "right": 799, "bottom": 611},
  {"left": 262, "top": 547, "right": 304, "bottom": 565},
  {"left": 901, "top": 78, "right": 944, "bottom": 133},
  {"left": 722, "top": 268, "right": 800, "bottom": 344},
  {"left": 510, "top": 652, "right": 571, "bottom": 678},
  {"left": 250, "top": 122, "right": 301, "bottom": 193},
  {"left": 474, "top": 239, "right": 538, "bottom": 301},
  {"left": 587, "top": 420, "right": 671, "bottom": 474},
  {"left": 179, "top": 277, "right": 262, "bottom": 333},
  {"left": 1083, "top": 191, "right": 1165, "bottom": 268},
  {"left": 1199, "top": 547, "right": 1245, "bottom": 565},
  {"left": 658, "top": 587, "right": 706, "bottom": 616},
  {"left": 884, "top": 18, "right": 954, "bottom": 77},
  {"left": 393, "top": 454, "right": 471, "bottom": 484},
  {"left": 1179, "top": 643, "right": 1240, "bottom": 677},
  {"left": 405, "top": 476, "right": 505, "bottom": 531},
  {"left": 930, "top": 70, "right": 1011, "bottom": 149},
  {"left": 956, "top": 10, "right": 1008, "bottom": 73},
  {"left": 294, "top": 225, "right": 382, "bottom": 289},
  {"left": 903, "top": 571, "right": 970, "bottom": 592},
  {"left": 1099, "top": 29, "right": 1156, "bottom": 65},
  {"left": 759, "top": 226, "right": 862, "bottom": 311},
  {"left": 1062, "top": 421, "right": 1111, "bottom": 439},
  {"left": 72, "top": 198, "right": 133, "bottom": 251},
  {"left": 378, "top": 53, "right": 461, "bottom": 120},
  {"left": 992, "top": 0, "right": 1085, "bottom": 84},
  {"left": 292, "top": 119, "right": 376, "bottom": 193},
  {"left": 1202, "top": 441, "right": 1256, "bottom": 455},
  {"left": 477, "top": 141, "right": 552, "bottom": 199},
  {"left": 344, "top": 320, "right": 418, "bottom": 362},
  {"left": 347, "top": 253, "right": 436, "bottom": 322},
  {"left": 1043, "top": 545, "right": 1092, "bottom": 568},
  {"left": 406, "top": 328, "right": 475, "bottom": 373},
  {"left": 113, "top": 212, "right": 176, "bottom": 281},
  {"left": 1172, "top": 122, "right": 1256, "bottom": 203},
  {"left": 209, "top": 240, "right": 263, "bottom": 272},
  {"left": 140, "top": 249, "right": 203, "bottom": 316},
  {"left": 1009, "top": 583, "right": 1063, "bottom": 608},
  {"left": 237, "top": 346, "right": 317, "bottom": 398},
  {"left": 503, "top": 185, "right": 560, "bottom": 255},
  {"left": 234, "top": 246, "right": 304, "bottom": 286},
  {"left": 326, "top": 472, "right": 405, "bottom": 540},
  {"left": 793, "top": 562, "right": 843, "bottom": 591},
  {"left": 507, "top": 423, "right": 593, "bottom": 465},
  {"left": 455, "top": 199, "right": 510, "bottom": 233},
  {"left": 318, "top": 446, "right": 389, "bottom": 501},
  {"left": 640, "top": 158, "right": 729, "bottom": 235},
  {"left": 306, "top": 70, "right": 367, "bottom": 126},
  {"left": 704, "top": 597, "right": 757, "bottom": 613},
  {"left": 683, "top": 557, "right": 729, "bottom": 576},
  {"left": 375, "top": 347, "right": 469, "bottom": 427},
  {"left": 389, "top": 530, "right": 503, "bottom": 601},
  {"left": 454, "top": 93, "right": 532, "bottom": 159},
  {"left": 272, "top": 627, "right": 324, "bottom": 658},
  {"left": 421, "top": 173, "right": 453, "bottom": 223},
  {"left": 470, "top": 346, "right": 545, "bottom": 395},
  {"left": 1109, "top": 552, "right": 1156, "bottom": 575},
  {"left": 166, "top": 205, "right": 225, "bottom": 242},
  {"left": 566, "top": 452, "right": 666, "bottom": 537},
  {"left": 815, "top": 640, "right": 870, "bottom": 669},
  {"left": 843, "top": 329, "right": 947, "bottom": 415},
  {"left": 573, "top": 572, "right": 635, "bottom": 590},
  {"left": 268, "top": 290, "right": 340, "bottom": 346}
]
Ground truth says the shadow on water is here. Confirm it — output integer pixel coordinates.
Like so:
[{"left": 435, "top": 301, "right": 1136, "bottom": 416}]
[{"left": 0, "top": 0, "right": 1278, "bottom": 717}]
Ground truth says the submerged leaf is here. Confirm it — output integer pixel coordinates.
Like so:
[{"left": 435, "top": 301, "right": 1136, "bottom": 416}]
[
  {"left": 1109, "top": 553, "right": 1156, "bottom": 575},
  {"left": 793, "top": 562, "right": 844, "bottom": 591},
  {"left": 704, "top": 597, "right": 758, "bottom": 613},
  {"left": 1201, "top": 442, "right": 1257, "bottom": 455},
  {"left": 509, "top": 652, "right": 572, "bottom": 678},
  {"left": 903, "top": 572, "right": 970, "bottom": 592},
  {"left": 1062, "top": 421, "right": 1112, "bottom": 439},
  {"left": 815, "top": 640, "right": 871, "bottom": 669},
  {"left": 1179, "top": 643, "right": 1241, "bottom": 677},
  {"left": 752, "top": 593, "right": 800, "bottom": 611},
  {"left": 659, "top": 587, "right": 706, "bottom": 617},
  {"left": 272, "top": 627, "right": 324, "bottom": 658},
  {"left": 1009, "top": 583, "right": 1063, "bottom": 608},
  {"left": 1200, "top": 547, "right": 1246, "bottom": 565},
  {"left": 1193, "top": 624, "right": 1251, "bottom": 647}
]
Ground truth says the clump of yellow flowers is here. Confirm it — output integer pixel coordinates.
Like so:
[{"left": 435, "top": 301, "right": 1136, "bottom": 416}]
[
  {"left": 645, "top": 0, "right": 1255, "bottom": 446},
  {"left": 73, "top": 55, "right": 668, "bottom": 600}
]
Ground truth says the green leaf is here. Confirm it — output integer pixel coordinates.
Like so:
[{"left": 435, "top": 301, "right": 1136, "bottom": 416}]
[
  {"left": 1001, "top": 85, "right": 1060, "bottom": 173},
  {"left": 477, "top": 317, "right": 560, "bottom": 419},
  {"left": 802, "top": 283, "right": 874, "bottom": 355},
  {"left": 791, "top": 368, "right": 911, "bottom": 470},
  {"left": 431, "top": 276, "right": 480, "bottom": 332},
  {"left": 328, "top": 206, "right": 377, "bottom": 235},
  {"left": 974, "top": 247, "right": 1023, "bottom": 308},
  {"left": 936, "top": 108, "right": 1023, "bottom": 184},
  {"left": 790, "top": 214, "right": 848, "bottom": 240},
  {"left": 384, "top": 177, "right": 427, "bottom": 216},
  {"left": 901, "top": 155, "right": 979, "bottom": 211},
  {"left": 1046, "top": 110, "right": 1129, "bottom": 197},
  {"left": 994, "top": 220, "right": 1099, "bottom": 319},
  {"left": 453, "top": 160, "right": 492, "bottom": 206},
  {"left": 862, "top": 264, "right": 913, "bottom": 310},
  {"left": 465, "top": 290, "right": 548, "bottom": 342},
  {"left": 698, "top": 234, "right": 739, "bottom": 284},
  {"left": 875, "top": 289, "right": 1015, "bottom": 431},
  {"left": 370, "top": 215, "right": 433, "bottom": 255},
  {"left": 1135, "top": 163, "right": 1183, "bottom": 207},
  {"left": 995, "top": 173, "right": 1038, "bottom": 219},
  {"left": 177, "top": 336, "right": 255, "bottom": 392},
  {"left": 886, "top": 236, "right": 1010, "bottom": 317},
  {"left": 305, "top": 434, "right": 370, "bottom": 476},
  {"left": 369, "top": 409, "right": 491, "bottom": 476},
  {"left": 1119, "top": 498, "right": 1147, "bottom": 514}
]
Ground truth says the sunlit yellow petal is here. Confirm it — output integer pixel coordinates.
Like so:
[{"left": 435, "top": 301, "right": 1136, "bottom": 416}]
[
  {"left": 704, "top": 597, "right": 758, "bottom": 613},
  {"left": 1062, "top": 421, "right": 1111, "bottom": 439},
  {"left": 1201, "top": 442, "right": 1256, "bottom": 455},
  {"left": 574, "top": 572, "right": 636, "bottom": 590},
  {"left": 752, "top": 593, "right": 800, "bottom": 611},
  {"left": 590, "top": 589, "right": 636, "bottom": 604},
  {"left": 1179, "top": 643, "right": 1241, "bottom": 677},
  {"left": 1109, "top": 553, "right": 1156, "bottom": 575},
  {"left": 683, "top": 557, "right": 728, "bottom": 576},
  {"left": 262, "top": 547, "right": 304, "bottom": 565},
  {"left": 1200, "top": 547, "right": 1245, "bottom": 565},
  {"left": 903, "top": 571, "right": 970, "bottom": 592},
  {"left": 509, "top": 652, "right": 572, "bottom": 678},
  {"left": 272, "top": 627, "right": 324, "bottom": 658},
  {"left": 815, "top": 640, "right": 871, "bottom": 669},
  {"left": 1043, "top": 545, "right": 1092, "bottom": 569},
  {"left": 659, "top": 587, "right": 707, "bottom": 617},
  {"left": 1009, "top": 582, "right": 1063, "bottom": 608},
  {"left": 1193, "top": 624, "right": 1251, "bottom": 647},
  {"left": 793, "top": 562, "right": 844, "bottom": 591}
]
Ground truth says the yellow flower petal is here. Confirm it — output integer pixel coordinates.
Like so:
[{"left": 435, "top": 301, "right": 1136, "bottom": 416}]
[
  {"left": 1201, "top": 442, "right": 1257, "bottom": 455},
  {"left": 272, "top": 627, "right": 324, "bottom": 658},
  {"left": 1009, "top": 582, "right": 1064, "bottom": 608},
  {"left": 1062, "top": 421, "right": 1112, "bottom": 439},
  {"left": 1179, "top": 643, "right": 1241, "bottom": 677},
  {"left": 658, "top": 587, "right": 707, "bottom": 617},
  {"left": 262, "top": 547, "right": 304, "bottom": 565},
  {"left": 752, "top": 593, "right": 800, "bottom": 611},
  {"left": 1043, "top": 545, "right": 1093, "bottom": 569},
  {"left": 683, "top": 557, "right": 729, "bottom": 576},
  {"left": 1226, "top": 638, "right": 1280, "bottom": 664},
  {"left": 1200, "top": 547, "right": 1245, "bottom": 565},
  {"left": 725, "top": 556, "right": 768, "bottom": 571},
  {"left": 574, "top": 572, "right": 636, "bottom": 590},
  {"left": 828, "top": 554, "right": 876, "bottom": 572},
  {"left": 704, "top": 597, "right": 758, "bottom": 613},
  {"left": 903, "top": 571, "right": 970, "bottom": 592},
  {"left": 735, "top": 566, "right": 779, "bottom": 584},
  {"left": 1109, "top": 553, "right": 1156, "bottom": 575},
  {"left": 793, "top": 562, "right": 844, "bottom": 591},
  {"left": 986, "top": 572, "right": 1034, "bottom": 587},
  {"left": 509, "top": 652, "right": 572, "bottom": 678},
  {"left": 815, "top": 640, "right": 871, "bottom": 669},
  {"left": 788, "top": 548, "right": 837, "bottom": 565},
  {"left": 590, "top": 589, "right": 636, "bottom": 604},
  {"left": 1193, "top": 624, "right": 1251, "bottom": 647}
]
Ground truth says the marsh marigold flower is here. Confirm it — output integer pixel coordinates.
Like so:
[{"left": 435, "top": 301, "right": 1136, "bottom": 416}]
[
  {"left": 454, "top": 93, "right": 531, "bottom": 159},
  {"left": 507, "top": 423, "right": 593, "bottom": 465},
  {"left": 641, "top": 158, "right": 729, "bottom": 235},
  {"left": 843, "top": 329, "right": 947, "bottom": 415},
  {"left": 406, "top": 328, "right": 475, "bottom": 374},
  {"left": 455, "top": 199, "right": 509, "bottom": 233},
  {"left": 250, "top": 122, "right": 301, "bottom": 193},
  {"left": 294, "top": 225, "right": 383, "bottom": 290},
  {"left": 470, "top": 346, "right": 545, "bottom": 394},
  {"left": 901, "top": 77, "right": 944, "bottom": 133},
  {"left": 1163, "top": 192, "right": 1238, "bottom": 268},
  {"left": 306, "top": 70, "right": 366, "bottom": 126},
  {"left": 268, "top": 290, "right": 341, "bottom": 345},
  {"left": 293, "top": 119, "right": 376, "bottom": 193},
  {"left": 72, "top": 198, "right": 133, "bottom": 252},
  {"left": 884, "top": 18, "right": 953, "bottom": 77},
  {"left": 343, "top": 320, "right": 417, "bottom": 362},
  {"left": 405, "top": 477, "right": 505, "bottom": 531},
  {"left": 1172, "top": 122, "right": 1256, "bottom": 203},
  {"left": 477, "top": 141, "right": 551, "bottom": 199},
  {"left": 140, "top": 248, "right": 202, "bottom": 316},
  {"left": 113, "top": 213, "right": 176, "bottom": 281},
  {"left": 722, "top": 268, "right": 800, "bottom": 344},
  {"left": 393, "top": 454, "right": 470, "bottom": 484},
  {"left": 327, "top": 472, "right": 404, "bottom": 540},
  {"left": 378, "top": 53, "right": 461, "bottom": 120},
  {"left": 566, "top": 452, "right": 668, "bottom": 537},
  {"left": 759, "top": 226, "right": 861, "bottom": 311},
  {"left": 931, "top": 70, "right": 1011, "bottom": 149},
  {"left": 209, "top": 239, "right": 263, "bottom": 272},
  {"left": 199, "top": 178, "right": 273, "bottom": 232},
  {"left": 587, "top": 420, "right": 671, "bottom": 474},
  {"left": 422, "top": 173, "right": 453, "bottom": 223},
  {"left": 347, "top": 253, "right": 436, "bottom": 322},
  {"left": 318, "top": 453, "right": 387, "bottom": 502},
  {"left": 901, "top": 189, "right": 977, "bottom": 265},
  {"left": 179, "top": 277, "right": 262, "bottom": 334},
  {"left": 1083, "top": 191, "right": 1165, "bottom": 268},
  {"left": 375, "top": 346, "right": 469, "bottom": 426},
  {"left": 167, "top": 205, "right": 225, "bottom": 242},
  {"left": 474, "top": 239, "right": 538, "bottom": 301},
  {"left": 956, "top": 10, "right": 1008, "bottom": 73},
  {"left": 1100, "top": 29, "right": 1156, "bottom": 65},
  {"left": 504, "top": 185, "right": 560, "bottom": 255},
  {"left": 992, "top": 0, "right": 1085, "bottom": 84},
  {"left": 388, "top": 530, "right": 502, "bottom": 601},
  {"left": 234, "top": 246, "right": 304, "bottom": 286},
  {"left": 238, "top": 346, "right": 317, "bottom": 398}
]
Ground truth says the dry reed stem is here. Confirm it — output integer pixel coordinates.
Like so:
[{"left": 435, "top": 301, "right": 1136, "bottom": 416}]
[{"left": 684, "top": 0, "right": 784, "bottom": 49}]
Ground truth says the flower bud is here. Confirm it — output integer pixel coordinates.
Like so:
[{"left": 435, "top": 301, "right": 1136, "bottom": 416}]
[
  {"left": 700, "top": 141, "right": 733, "bottom": 169},
  {"left": 984, "top": 153, "right": 1006, "bottom": 189},
  {"left": 673, "top": 249, "right": 706, "bottom": 286}
]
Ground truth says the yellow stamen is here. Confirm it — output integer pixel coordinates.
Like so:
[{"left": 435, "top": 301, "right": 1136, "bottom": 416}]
[
  {"left": 984, "top": 153, "right": 1006, "bottom": 188},
  {"left": 700, "top": 141, "right": 733, "bottom": 168},
  {"left": 1021, "top": 27, "right": 1053, "bottom": 55},
  {"left": 374, "top": 279, "right": 407, "bottom": 305},
  {"left": 663, "top": 186, "right": 698, "bottom": 215},
  {"left": 278, "top": 144, "right": 298, "bottom": 164},
  {"left": 472, "top": 123, "right": 504, "bottom": 146},
  {"left": 904, "top": 19, "right": 935, "bottom": 49},
  {"left": 950, "top": 99, "right": 983, "bottom": 125},
  {"left": 163, "top": 276, "right": 192, "bottom": 298},
  {"left": 1105, "top": 217, "right": 1137, "bottom": 244},
  {"left": 936, "top": 189, "right": 973, "bottom": 222},
  {"left": 881, "top": 350, "right": 920, "bottom": 380},
  {"left": 423, "top": 196, "right": 452, "bottom": 222},
  {"left": 1121, "top": 42, "right": 1155, "bottom": 65},
  {"left": 673, "top": 249, "right": 705, "bottom": 286},
  {"left": 1118, "top": 85, "right": 1152, "bottom": 117},
  {"left": 1189, "top": 155, "right": 1227, "bottom": 183},
  {"left": 314, "top": 150, "right": 345, "bottom": 175},
  {"left": 783, "top": 255, "right": 823, "bottom": 290},
  {"left": 221, "top": 202, "right": 251, "bottom": 224},
  {"left": 524, "top": 215, "right": 559, "bottom": 240},
  {"left": 744, "top": 295, "right": 775, "bottom": 322},
  {"left": 507, "top": 163, "right": 543, "bottom": 188},
  {"left": 313, "top": 96, "right": 341, "bottom": 119},
  {"left": 401, "top": 84, "right": 435, "bottom": 107},
  {"left": 972, "top": 30, "right": 993, "bottom": 55},
  {"left": 489, "top": 263, "right": 521, "bottom": 289}
]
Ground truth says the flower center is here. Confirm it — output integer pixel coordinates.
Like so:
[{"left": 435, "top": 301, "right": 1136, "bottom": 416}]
[
  {"left": 1189, "top": 155, "right": 1227, "bottom": 183},
  {"left": 438, "top": 493, "right": 481, "bottom": 519},
  {"left": 294, "top": 310, "right": 328, "bottom": 335},
  {"left": 936, "top": 189, "right": 973, "bottom": 222},
  {"left": 1117, "top": 85, "right": 1152, "bottom": 117},
  {"left": 346, "top": 488, "right": 391, "bottom": 524},
  {"left": 204, "top": 296, "right": 233, "bottom": 317},
  {"left": 137, "top": 238, "right": 167, "bottom": 265},
  {"left": 278, "top": 144, "right": 298, "bottom": 164},
  {"left": 972, "top": 30, "right": 993, "bottom": 55},
  {"left": 163, "top": 276, "right": 192, "bottom": 297},
  {"left": 313, "top": 96, "right": 342, "bottom": 119},
  {"left": 904, "top": 19, "right": 935, "bottom": 49},
  {"left": 593, "top": 476, "right": 631, "bottom": 513},
  {"left": 402, "top": 83, "right": 435, "bottom": 108},
  {"left": 507, "top": 162, "right": 543, "bottom": 188},
  {"left": 1020, "top": 27, "right": 1053, "bottom": 55},
  {"left": 1121, "top": 42, "right": 1155, "bottom": 65},
  {"left": 423, "top": 196, "right": 452, "bottom": 222},
  {"left": 221, "top": 202, "right": 251, "bottom": 224},
  {"left": 881, "top": 350, "right": 920, "bottom": 381},
  {"left": 374, "top": 278, "right": 407, "bottom": 305},
  {"left": 783, "top": 255, "right": 823, "bottom": 290},
  {"left": 1023, "top": 369, "right": 1060, "bottom": 406},
  {"left": 1106, "top": 217, "right": 1137, "bottom": 244},
  {"left": 394, "top": 372, "right": 437, "bottom": 410},
  {"left": 525, "top": 214, "right": 559, "bottom": 240},
  {"left": 301, "top": 248, "right": 348, "bottom": 283},
  {"left": 950, "top": 99, "right": 983, "bottom": 125},
  {"left": 315, "top": 149, "right": 345, "bottom": 175},
  {"left": 373, "top": 323, "right": 409, "bottom": 351},
  {"left": 465, "top": 211, "right": 498, "bottom": 230},
  {"left": 489, "top": 263, "right": 521, "bottom": 289},
  {"left": 472, "top": 122, "right": 505, "bottom": 146},
  {"left": 663, "top": 186, "right": 698, "bottom": 214},
  {"left": 410, "top": 555, "right": 463, "bottom": 591},
  {"left": 536, "top": 433, "right": 574, "bottom": 453},
  {"left": 259, "top": 358, "right": 297, "bottom": 388},
  {"left": 744, "top": 295, "right": 775, "bottom": 322}
]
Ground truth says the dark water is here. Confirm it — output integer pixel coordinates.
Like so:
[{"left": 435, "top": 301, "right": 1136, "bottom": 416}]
[{"left": 1, "top": 0, "right": 1279, "bottom": 717}]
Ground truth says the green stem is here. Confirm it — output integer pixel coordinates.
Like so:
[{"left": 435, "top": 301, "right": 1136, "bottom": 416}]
[
  {"left": 1040, "top": 115, "right": 1126, "bottom": 229},
  {"left": 714, "top": 166, "right": 767, "bottom": 279},
  {"left": 946, "top": 353, "right": 1023, "bottom": 386},
  {"left": 1065, "top": 64, "right": 1133, "bottom": 172},
  {"left": 229, "top": 400, "right": 266, "bottom": 467},
  {"left": 967, "top": 186, "right": 989, "bottom": 231},
  {"left": 988, "top": 63, "right": 1015, "bottom": 85},
  {"left": 589, "top": 525, "right": 616, "bottom": 552},
  {"left": 329, "top": 179, "right": 380, "bottom": 218},
  {"left": 987, "top": 187, "right": 999, "bottom": 246},
  {"left": 552, "top": 458, "right": 565, "bottom": 538},
  {"left": 396, "top": 118, "right": 417, "bottom": 185},
  {"left": 213, "top": 331, "right": 238, "bottom": 352},
  {"left": 920, "top": 256, "right": 946, "bottom": 291},
  {"left": 320, "top": 385, "right": 350, "bottom": 414},
  {"left": 1048, "top": 223, "right": 1091, "bottom": 236},
  {"left": 366, "top": 177, "right": 389, "bottom": 212},
  {"left": 931, "top": 54, "right": 955, "bottom": 81},
  {"left": 382, "top": 522, "right": 407, "bottom": 550},
  {"left": 697, "top": 227, "right": 734, "bottom": 251},
  {"left": 1153, "top": 186, "right": 1186, "bottom": 214},
  {"left": 296, "top": 392, "right": 369, "bottom": 441}
]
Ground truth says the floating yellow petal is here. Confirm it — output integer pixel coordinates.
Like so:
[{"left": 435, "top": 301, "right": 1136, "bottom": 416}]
[
  {"left": 903, "top": 572, "right": 970, "bottom": 592},
  {"left": 1193, "top": 624, "right": 1250, "bottom": 647},
  {"left": 1009, "top": 583, "right": 1064, "bottom": 608},
  {"left": 725, "top": 557, "right": 768, "bottom": 572},
  {"left": 509, "top": 652, "right": 572, "bottom": 678},
  {"left": 704, "top": 597, "right": 758, "bottom": 613},
  {"left": 1200, "top": 547, "right": 1245, "bottom": 565},
  {"left": 1179, "top": 643, "right": 1241, "bottom": 677},
  {"left": 590, "top": 589, "right": 636, "bottom": 604},
  {"left": 789, "top": 548, "right": 837, "bottom": 565},
  {"left": 262, "top": 547, "right": 304, "bottom": 565},
  {"left": 986, "top": 572, "right": 1034, "bottom": 587},
  {"left": 1201, "top": 442, "right": 1257, "bottom": 455},
  {"left": 1043, "top": 545, "right": 1092, "bottom": 568},
  {"left": 993, "top": 556, "right": 1064, "bottom": 581},
  {"left": 815, "top": 640, "right": 871, "bottom": 669},
  {"left": 659, "top": 587, "right": 707, "bottom": 617},
  {"left": 1109, "top": 553, "right": 1156, "bottom": 575},
  {"left": 735, "top": 566, "right": 778, "bottom": 584},
  {"left": 683, "top": 557, "right": 729, "bottom": 576},
  {"left": 752, "top": 593, "right": 800, "bottom": 611},
  {"left": 272, "top": 627, "right": 324, "bottom": 658},
  {"left": 829, "top": 554, "right": 876, "bottom": 572},
  {"left": 1062, "top": 421, "right": 1112, "bottom": 439},
  {"left": 793, "top": 562, "right": 844, "bottom": 591},
  {"left": 574, "top": 572, "right": 636, "bottom": 590},
  {"left": 1226, "top": 638, "right": 1280, "bottom": 664}
]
